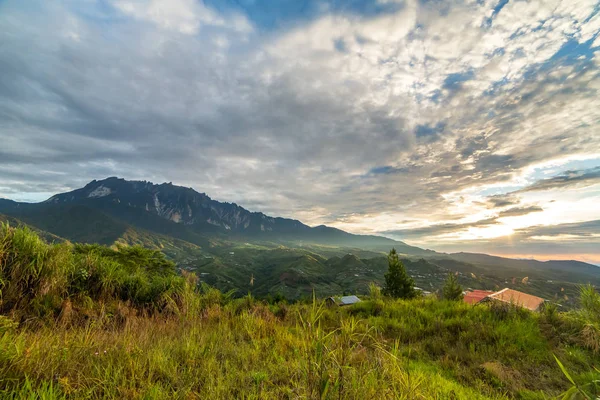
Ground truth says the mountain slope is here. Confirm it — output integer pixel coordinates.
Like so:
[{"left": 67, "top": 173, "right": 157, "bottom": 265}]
[
  {"left": 0, "top": 205, "right": 210, "bottom": 259},
  {"left": 0, "top": 203, "right": 128, "bottom": 245},
  {"left": 1, "top": 177, "right": 598, "bottom": 304},
  {"left": 2, "top": 177, "right": 429, "bottom": 255},
  {"left": 0, "top": 213, "right": 65, "bottom": 243},
  {"left": 449, "top": 252, "right": 600, "bottom": 283}
]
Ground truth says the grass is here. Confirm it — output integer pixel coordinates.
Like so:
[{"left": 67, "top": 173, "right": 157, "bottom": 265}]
[
  {"left": 0, "top": 303, "right": 505, "bottom": 399},
  {"left": 0, "top": 223, "right": 599, "bottom": 399}
]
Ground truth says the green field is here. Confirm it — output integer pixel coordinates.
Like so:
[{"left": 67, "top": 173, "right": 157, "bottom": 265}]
[{"left": 1, "top": 224, "right": 599, "bottom": 399}]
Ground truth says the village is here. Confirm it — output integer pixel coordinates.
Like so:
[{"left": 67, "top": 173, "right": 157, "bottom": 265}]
[{"left": 327, "top": 287, "right": 546, "bottom": 312}]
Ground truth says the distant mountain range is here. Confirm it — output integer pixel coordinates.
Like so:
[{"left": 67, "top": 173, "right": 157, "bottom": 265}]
[
  {"left": 0, "top": 177, "right": 429, "bottom": 254},
  {"left": 1, "top": 177, "right": 598, "bottom": 302}
]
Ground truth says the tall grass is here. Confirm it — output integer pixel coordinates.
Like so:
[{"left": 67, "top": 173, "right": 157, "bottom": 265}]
[
  {"left": 0, "top": 224, "right": 598, "bottom": 399},
  {"left": 0, "top": 223, "right": 194, "bottom": 325}
]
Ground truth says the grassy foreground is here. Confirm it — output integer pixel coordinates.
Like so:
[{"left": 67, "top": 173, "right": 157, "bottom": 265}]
[{"left": 1, "top": 224, "right": 599, "bottom": 399}]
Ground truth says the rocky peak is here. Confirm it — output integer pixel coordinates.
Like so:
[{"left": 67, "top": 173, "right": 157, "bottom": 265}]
[{"left": 46, "top": 177, "right": 310, "bottom": 233}]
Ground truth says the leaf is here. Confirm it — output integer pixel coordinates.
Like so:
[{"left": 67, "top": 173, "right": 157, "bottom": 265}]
[
  {"left": 560, "top": 386, "right": 579, "bottom": 400},
  {"left": 554, "top": 354, "right": 576, "bottom": 386}
]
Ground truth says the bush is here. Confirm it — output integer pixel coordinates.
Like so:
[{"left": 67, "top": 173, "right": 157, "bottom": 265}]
[
  {"left": 0, "top": 223, "right": 194, "bottom": 322},
  {"left": 576, "top": 284, "right": 600, "bottom": 353},
  {"left": 442, "top": 273, "right": 463, "bottom": 301}
]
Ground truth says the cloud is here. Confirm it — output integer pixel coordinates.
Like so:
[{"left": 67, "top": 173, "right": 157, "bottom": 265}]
[
  {"left": 383, "top": 217, "right": 500, "bottom": 238},
  {"left": 487, "top": 194, "right": 521, "bottom": 208},
  {"left": 516, "top": 220, "right": 600, "bottom": 240},
  {"left": 498, "top": 206, "right": 544, "bottom": 218},
  {"left": 112, "top": 0, "right": 252, "bottom": 35},
  {"left": 381, "top": 205, "right": 542, "bottom": 239},
  {"left": 516, "top": 167, "right": 600, "bottom": 193},
  {"left": 0, "top": 0, "right": 599, "bottom": 260}
]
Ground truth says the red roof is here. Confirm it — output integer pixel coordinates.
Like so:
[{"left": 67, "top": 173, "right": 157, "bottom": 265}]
[
  {"left": 487, "top": 288, "right": 545, "bottom": 311},
  {"left": 464, "top": 290, "right": 494, "bottom": 304}
]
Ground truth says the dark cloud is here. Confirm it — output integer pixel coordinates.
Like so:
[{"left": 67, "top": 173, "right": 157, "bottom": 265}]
[
  {"left": 515, "top": 220, "right": 600, "bottom": 239},
  {"left": 382, "top": 217, "right": 499, "bottom": 238},
  {"left": 487, "top": 194, "right": 520, "bottom": 208},
  {"left": 497, "top": 206, "right": 543, "bottom": 218},
  {"left": 516, "top": 168, "right": 600, "bottom": 193}
]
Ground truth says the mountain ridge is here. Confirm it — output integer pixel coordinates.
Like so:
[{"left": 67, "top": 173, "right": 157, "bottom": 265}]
[
  {"left": 2, "top": 177, "right": 431, "bottom": 255},
  {"left": 1, "top": 178, "right": 599, "bottom": 305},
  {"left": 0, "top": 177, "right": 597, "bottom": 270}
]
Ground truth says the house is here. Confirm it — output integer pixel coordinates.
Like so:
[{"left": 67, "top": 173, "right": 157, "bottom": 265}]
[
  {"left": 463, "top": 290, "right": 495, "bottom": 305},
  {"left": 326, "top": 295, "right": 361, "bottom": 307},
  {"left": 464, "top": 288, "right": 545, "bottom": 311},
  {"left": 484, "top": 288, "right": 545, "bottom": 312}
]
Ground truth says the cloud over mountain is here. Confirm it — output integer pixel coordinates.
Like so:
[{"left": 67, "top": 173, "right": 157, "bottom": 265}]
[{"left": 0, "top": 0, "right": 599, "bottom": 261}]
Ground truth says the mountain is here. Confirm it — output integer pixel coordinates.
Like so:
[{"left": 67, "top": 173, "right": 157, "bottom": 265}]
[
  {"left": 0, "top": 213, "right": 64, "bottom": 243},
  {"left": 1, "top": 177, "right": 598, "bottom": 303},
  {"left": 1, "top": 177, "right": 429, "bottom": 255},
  {"left": 448, "top": 252, "right": 600, "bottom": 283}
]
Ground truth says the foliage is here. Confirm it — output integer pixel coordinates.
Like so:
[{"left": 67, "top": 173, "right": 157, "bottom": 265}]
[
  {"left": 578, "top": 284, "right": 600, "bottom": 324},
  {"left": 442, "top": 273, "right": 464, "bottom": 301},
  {"left": 383, "top": 248, "right": 417, "bottom": 299},
  {"left": 554, "top": 355, "right": 600, "bottom": 399},
  {"left": 0, "top": 226, "right": 599, "bottom": 399},
  {"left": 368, "top": 282, "right": 382, "bottom": 300},
  {"left": 0, "top": 223, "right": 194, "bottom": 324}
]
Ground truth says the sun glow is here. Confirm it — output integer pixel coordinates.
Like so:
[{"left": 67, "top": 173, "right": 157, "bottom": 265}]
[{"left": 437, "top": 224, "right": 515, "bottom": 241}]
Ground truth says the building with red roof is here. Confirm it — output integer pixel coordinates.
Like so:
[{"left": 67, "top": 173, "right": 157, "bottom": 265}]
[
  {"left": 485, "top": 288, "right": 545, "bottom": 311},
  {"left": 463, "top": 290, "right": 495, "bottom": 305},
  {"left": 463, "top": 288, "right": 545, "bottom": 311}
]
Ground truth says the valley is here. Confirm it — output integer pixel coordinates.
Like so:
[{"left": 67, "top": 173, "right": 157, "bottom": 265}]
[{"left": 1, "top": 177, "right": 598, "bottom": 307}]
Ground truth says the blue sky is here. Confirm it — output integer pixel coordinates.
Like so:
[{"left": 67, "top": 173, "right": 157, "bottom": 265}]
[{"left": 0, "top": 0, "right": 599, "bottom": 263}]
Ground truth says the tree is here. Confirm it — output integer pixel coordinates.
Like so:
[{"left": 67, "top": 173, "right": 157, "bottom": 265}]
[
  {"left": 442, "top": 273, "right": 463, "bottom": 301},
  {"left": 383, "top": 248, "right": 417, "bottom": 299}
]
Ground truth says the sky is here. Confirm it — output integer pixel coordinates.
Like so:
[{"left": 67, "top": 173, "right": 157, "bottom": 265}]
[{"left": 1, "top": 0, "right": 599, "bottom": 264}]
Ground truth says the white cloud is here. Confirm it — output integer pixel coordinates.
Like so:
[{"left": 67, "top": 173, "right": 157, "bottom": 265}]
[
  {"left": 112, "top": 0, "right": 252, "bottom": 34},
  {"left": 0, "top": 0, "right": 599, "bottom": 259}
]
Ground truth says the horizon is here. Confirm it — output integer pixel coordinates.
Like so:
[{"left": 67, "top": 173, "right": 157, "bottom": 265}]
[
  {"left": 1, "top": 0, "right": 599, "bottom": 265},
  {"left": 2, "top": 175, "right": 599, "bottom": 266}
]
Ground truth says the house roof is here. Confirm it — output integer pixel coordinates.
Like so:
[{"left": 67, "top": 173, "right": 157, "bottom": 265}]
[
  {"left": 487, "top": 288, "right": 545, "bottom": 311},
  {"left": 464, "top": 290, "right": 494, "bottom": 304},
  {"left": 328, "top": 295, "right": 361, "bottom": 305}
]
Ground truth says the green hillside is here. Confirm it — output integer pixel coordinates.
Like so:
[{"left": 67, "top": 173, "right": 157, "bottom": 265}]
[
  {"left": 1, "top": 178, "right": 598, "bottom": 308},
  {"left": 2, "top": 208, "right": 597, "bottom": 307},
  {"left": 0, "top": 224, "right": 599, "bottom": 399}
]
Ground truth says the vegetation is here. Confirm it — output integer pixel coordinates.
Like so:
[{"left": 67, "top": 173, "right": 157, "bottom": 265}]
[
  {"left": 0, "top": 223, "right": 195, "bottom": 324},
  {"left": 2, "top": 208, "right": 598, "bottom": 307},
  {"left": 1, "top": 224, "right": 599, "bottom": 399},
  {"left": 442, "top": 273, "right": 464, "bottom": 301},
  {"left": 383, "top": 248, "right": 417, "bottom": 299}
]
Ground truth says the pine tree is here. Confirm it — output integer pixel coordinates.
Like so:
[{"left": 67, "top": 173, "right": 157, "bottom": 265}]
[
  {"left": 442, "top": 273, "right": 463, "bottom": 301},
  {"left": 383, "top": 248, "right": 417, "bottom": 299}
]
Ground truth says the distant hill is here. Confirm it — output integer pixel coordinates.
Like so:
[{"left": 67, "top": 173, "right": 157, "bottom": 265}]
[
  {"left": 0, "top": 213, "right": 64, "bottom": 244},
  {"left": 448, "top": 252, "right": 600, "bottom": 283},
  {"left": 1, "top": 177, "right": 598, "bottom": 303}
]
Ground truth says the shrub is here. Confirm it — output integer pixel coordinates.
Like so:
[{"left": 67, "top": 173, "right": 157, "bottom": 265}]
[
  {"left": 368, "top": 282, "right": 382, "bottom": 300},
  {"left": 576, "top": 285, "right": 600, "bottom": 353},
  {"left": 442, "top": 273, "right": 463, "bottom": 301},
  {"left": 0, "top": 224, "right": 194, "bottom": 321}
]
